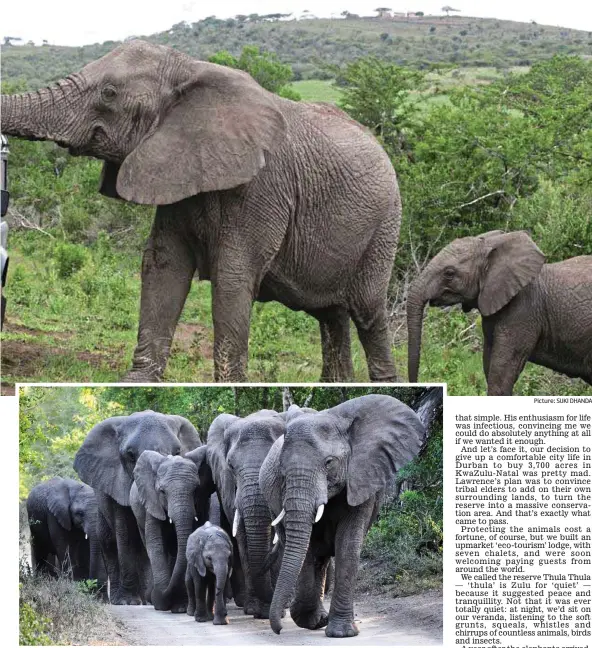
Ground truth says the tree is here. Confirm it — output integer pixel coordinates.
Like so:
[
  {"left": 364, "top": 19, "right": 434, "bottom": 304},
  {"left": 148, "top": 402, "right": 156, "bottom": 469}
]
[
  {"left": 441, "top": 6, "right": 460, "bottom": 16},
  {"left": 374, "top": 7, "right": 392, "bottom": 18},
  {"left": 3, "top": 36, "right": 22, "bottom": 46},
  {"left": 208, "top": 46, "right": 301, "bottom": 100}
]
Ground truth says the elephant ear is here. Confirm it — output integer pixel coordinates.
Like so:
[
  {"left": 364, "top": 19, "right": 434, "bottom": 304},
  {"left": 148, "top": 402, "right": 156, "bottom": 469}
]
[
  {"left": 133, "top": 451, "right": 167, "bottom": 520},
  {"left": 196, "top": 536, "right": 207, "bottom": 578},
  {"left": 47, "top": 480, "right": 73, "bottom": 531},
  {"left": 478, "top": 231, "right": 545, "bottom": 317},
  {"left": 185, "top": 446, "right": 215, "bottom": 521},
  {"left": 166, "top": 415, "right": 202, "bottom": 454},
  {"left": 116, "top": 61, "right": 287, "bottom": 205},
  {"left": 259, "top": 436, "right": 284, "bottom": 523},
  {"left": 73, "top": 416, "right": 131, "bottom": 506},
  {"left": 331, "top": 395, "right": 426, "bottom": 507},
  {"left": 206, "top": 414, "right": 240, "bottom": 522}
]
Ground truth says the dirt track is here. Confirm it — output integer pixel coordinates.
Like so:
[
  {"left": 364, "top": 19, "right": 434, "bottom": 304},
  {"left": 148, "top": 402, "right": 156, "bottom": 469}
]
[{"left": 111, "top": 590, "right": 442, "bottom": 646}]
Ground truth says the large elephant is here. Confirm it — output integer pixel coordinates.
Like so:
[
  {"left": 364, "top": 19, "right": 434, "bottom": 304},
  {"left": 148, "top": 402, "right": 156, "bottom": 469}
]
[
  {"left": 73, "top": 411, "right": 201, "bottom": 605},
  {"left": 130, "top": 451, "right": 211, "bottom": 612},
  {"left": 1, "top": 40, "right": 400, "bottom": 383},
  {"left": 259, "top": 395, "right": 426, "bottom": 638},
  {"left": 26, "top": 478, "right": 106, "bottom": 592},
  {"left": 205, "top": 410, "right": 285, "bottom": 618},
  {"left": 406, "top": 230, "right": 592, "bottom": 395}
]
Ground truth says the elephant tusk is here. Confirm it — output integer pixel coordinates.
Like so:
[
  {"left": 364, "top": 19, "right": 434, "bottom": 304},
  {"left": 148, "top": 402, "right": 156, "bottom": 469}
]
[
  {"left": 195, "top": 516, "right": 198, "bottom": 522},
  {"left": 273, "top": 532, "right": 279, "bottom": 545},
  {"left": 169, "top": 517, "right": 173, "bottom": 524},
  {"left": 232, "top": 510, "right": 240, "bottom": 537},
  {"left": 271, "top": 509, "right": 285, "bottom": 527},
  {"left": 315, "top": 504, "right": 324, "bottom": 523},
  {"left": 85, "top": 534, "right": 88, "bottom": 540}
]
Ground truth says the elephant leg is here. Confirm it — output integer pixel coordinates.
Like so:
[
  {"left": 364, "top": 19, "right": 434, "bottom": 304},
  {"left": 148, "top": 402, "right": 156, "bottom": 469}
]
[
  {"left": 30, "top": 534, "right": 56, "bottom": 577},
  {"left": 310, "top": 307, "right": 354, "bottom": 382},
  {"left": 97, "top": 508, "right": 121, "bottom": 602},
  {"left": 195, "top": 574, "right": 212, "bottom": 622},
  {"left": 234, "top": 525, "right": 257, "bottom": 616},
  {"left": 350, "top": 305, "right": 397, "bottom": 382},
  {"left": 47, "top": 515, "right": 72, "bottom": 576},
  {"left": 211, "top": 279, "right": 253, "bottom": 382},
  {"left": 127, "top": 209, "right": 197, "bottom": 382},
  {"left": 486, "top": 331, "right": 532, "bottom": 396},
  {"left": 112, "top": 506, "right": 143, "bottom": 605},
  {"left": 326, "top": 504, "right": 373, "bottom": 638},
  {"left": 186, "top": 566, "right": 196, "bottom": 617},
  {"left": 206, "top": 578, "right": 216, "bottom": 620},
  {"left": 290, "top": 549, "right": 329, "bottom": 630}
]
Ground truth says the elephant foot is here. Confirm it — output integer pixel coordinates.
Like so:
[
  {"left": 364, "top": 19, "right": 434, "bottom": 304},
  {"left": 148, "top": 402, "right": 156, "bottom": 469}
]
[
  {"left": 233, "top": 592, "right": 245, "bottom": 608},
  {"left": 171, "top": 604, "right": 187, "bottom": 614},
  {"left": 244, "top": 598, "right": 270, "bottom": 619},
  {"left": 325, "top": 618, "right": 359, "bottom": 638},
  {"left": 122, "top": 369, "right": 162, "bottom": 383},
  {"left": 291, "top": 605, "right": 329, "bottom": 630},
  {"left": 111, "top": 592, "right": 143, "bottom": 606},
  {"left": 213, "top": 614, "right": 229, "bottom": 625},
  {"left": 187, "top": 604, "right": 196, "bottom": 616},
  {"left": 195, "top": 613, "right": 214, "bottom": 623}
]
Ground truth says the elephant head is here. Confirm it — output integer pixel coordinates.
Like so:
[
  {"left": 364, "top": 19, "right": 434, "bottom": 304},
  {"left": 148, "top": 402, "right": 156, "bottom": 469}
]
[
  {"left": 206, "top": 410, "right": 285, "bottom": 616},
  {"left": 133, "top": 451, "right": 203, "bottom": 606},
  {"left": 73, "top": 410, "right": 201, "bottom": 506},
  {"left": 1, "top": 40, "right": 287, "bottom": 206},
  {"left": 263, "top": 395, "right": 426, "bottom": 634},
  {"left": 407, "top": 230, "right": 545, "bottom": 382}
]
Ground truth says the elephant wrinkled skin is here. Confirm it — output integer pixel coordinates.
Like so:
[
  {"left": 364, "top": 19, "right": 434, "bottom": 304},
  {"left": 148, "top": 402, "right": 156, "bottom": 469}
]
[
  {"left": 406, "top": 230, "right": 592, "bottom": 395},
  {"left": 259, "top": 395, "right": 426, "bottom": 638},
  {"left": 73, "top": 411, "right": 201, "bottom": 605},
  {"left": 1, "top": 40, "right": 401, "bottom": 383}
]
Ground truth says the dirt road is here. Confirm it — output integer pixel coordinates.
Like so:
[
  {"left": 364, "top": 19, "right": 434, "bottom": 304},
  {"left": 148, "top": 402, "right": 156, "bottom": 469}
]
[{"left": 111, "top": 590, "right": 442, "bottom": 646}]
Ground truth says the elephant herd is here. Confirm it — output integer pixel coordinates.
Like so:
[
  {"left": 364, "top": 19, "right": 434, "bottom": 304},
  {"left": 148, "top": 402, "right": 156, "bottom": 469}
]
[{"left": 26, "top": 394, "right": 427, "bottom": 638}]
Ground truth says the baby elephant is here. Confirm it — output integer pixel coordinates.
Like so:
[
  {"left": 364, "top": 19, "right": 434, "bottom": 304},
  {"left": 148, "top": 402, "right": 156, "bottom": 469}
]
[
  {"left": 407, "top": 230, "right": 592, "bottom": 395},
  {"left": 186, "top": 522, "right": 233, "bottom": 625}
]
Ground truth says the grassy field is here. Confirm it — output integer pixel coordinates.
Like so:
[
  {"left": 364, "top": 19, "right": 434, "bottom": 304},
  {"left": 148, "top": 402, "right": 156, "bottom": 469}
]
[{"left": 292, "top": 79, "right": 343, "bottom": 102}]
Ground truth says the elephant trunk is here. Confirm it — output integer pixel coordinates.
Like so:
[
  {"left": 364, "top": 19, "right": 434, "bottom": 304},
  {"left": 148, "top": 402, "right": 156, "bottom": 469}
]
[
  {"left": 1, "top": 78, "right": 83, "bottom": 145},
  {"left": 164, "top": 501, "right": 195, "bottom": 602},
  {"left": 241, "top": 477, "right": 273, "bottom": 604},
  {"left": 269, "top": 473, "right": 318, "bottom": 634},
  {"left": 407, "top": 275, "right": 429, "bottom": 382}
]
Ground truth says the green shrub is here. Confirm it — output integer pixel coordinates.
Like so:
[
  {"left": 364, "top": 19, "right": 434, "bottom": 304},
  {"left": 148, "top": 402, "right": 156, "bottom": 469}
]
[
  {"left": 19, "top": 590, "right": 52, "bottom": 646},
  {"left": 53, "top": 242, "right": 88, "bottom": 279}
]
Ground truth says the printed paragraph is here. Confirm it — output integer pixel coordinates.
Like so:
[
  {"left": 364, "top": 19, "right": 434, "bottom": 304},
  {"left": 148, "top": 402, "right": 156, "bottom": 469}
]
[{"left": 451, "top": 399, "right": 591, "bottom": 646}]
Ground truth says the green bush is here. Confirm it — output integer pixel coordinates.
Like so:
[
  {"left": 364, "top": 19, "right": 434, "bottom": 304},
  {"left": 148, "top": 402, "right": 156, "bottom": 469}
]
[
  {"left": 19, "top": 589, "right": 52, "bottom": 646},
  {"left": 54, "top": 242, "right": 88, "bottom": 279}
]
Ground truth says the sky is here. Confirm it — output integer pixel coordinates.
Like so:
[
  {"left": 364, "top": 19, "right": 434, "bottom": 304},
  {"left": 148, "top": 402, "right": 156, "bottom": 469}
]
[{"left": 2, "top": 0, "right": 592, "bottom": 46}]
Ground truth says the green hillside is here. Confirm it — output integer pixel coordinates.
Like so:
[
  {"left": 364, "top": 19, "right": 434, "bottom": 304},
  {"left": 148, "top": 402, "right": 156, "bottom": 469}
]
[{"left": 2, "top": 14, "right": 592, "bottom": 88}]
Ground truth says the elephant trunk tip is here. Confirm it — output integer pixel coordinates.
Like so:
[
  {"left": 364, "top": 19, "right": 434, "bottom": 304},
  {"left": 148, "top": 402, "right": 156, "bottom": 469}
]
[{"left": 270, "top": 616, "right": 283, "bottom": 635}]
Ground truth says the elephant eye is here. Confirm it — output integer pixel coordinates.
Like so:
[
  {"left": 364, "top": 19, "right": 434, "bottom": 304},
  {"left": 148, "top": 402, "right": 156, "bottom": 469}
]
[
  {"left": 325, "top": 456, "right": 335, "bottom": 469},
  {"left": 126, "top": 449, "right": 136, "bottom": 462},
  {"left": 444, "top": 267, "right": 456, "bottom": 279},
  {"left": 101, "top": 86, "right": 117, "bottom": 101}
]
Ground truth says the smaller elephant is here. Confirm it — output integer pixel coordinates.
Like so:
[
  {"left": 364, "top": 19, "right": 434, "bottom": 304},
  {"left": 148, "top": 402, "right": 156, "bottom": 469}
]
[
  {"left": 27, "top": 478, "right": 106, "bottom": 593},
  {"left": 131, "top": 451, "right": 210, "bottom": 613},
  {"left": 407, "top": 230, "right": 592, "bottom": 395},
  {"left": 185, "top": 522, "right": 233, "bottom": 625}
]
